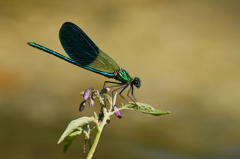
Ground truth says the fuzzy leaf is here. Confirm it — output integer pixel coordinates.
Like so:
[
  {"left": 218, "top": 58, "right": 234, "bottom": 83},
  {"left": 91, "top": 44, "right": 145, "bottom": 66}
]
[
  {"left": 58, "top": 116, "right": 95, "bottom": 144},
  {"left": 124, "top": 102, "right": 170, "bottom": 116},
  {"left": 63, "top": 128, "right": 82, "bottom": 152}
]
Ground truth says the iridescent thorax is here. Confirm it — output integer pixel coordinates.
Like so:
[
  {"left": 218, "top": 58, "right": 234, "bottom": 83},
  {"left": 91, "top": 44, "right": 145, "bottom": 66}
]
[{"left": 114, "top": 68, "right": 133, "bottom": 83}]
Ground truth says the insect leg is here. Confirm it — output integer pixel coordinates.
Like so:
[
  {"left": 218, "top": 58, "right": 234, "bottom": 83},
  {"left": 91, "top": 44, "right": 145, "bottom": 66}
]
[
  {"left": 127, "top": 86, "right": 137, "bottom": 104},
  {"left": 118, "top": 84, "right": 129, "bottom": 103},
  {"left": 111, "top": 84, "right": 128, "bottom": 104},
  {"left": 131, "top": 85, "right": 137, "bottom": 102},
  {"left": 103, "top": 81, "right": 122, "bottom": 89}
]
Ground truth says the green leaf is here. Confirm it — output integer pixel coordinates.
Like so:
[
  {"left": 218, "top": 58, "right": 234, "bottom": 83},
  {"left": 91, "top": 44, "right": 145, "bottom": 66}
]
[
  {"left": 90, "top": 125, "right": 96, "bottom": 132},
  {"left": 58, "top": 116, "right": 95, "bottom": 144},
  {"left": 124, "top": 102, "right": 170, "bottom": 116},
  {"left": 63, "top": 128, "right": 82, "bottom": 152}
]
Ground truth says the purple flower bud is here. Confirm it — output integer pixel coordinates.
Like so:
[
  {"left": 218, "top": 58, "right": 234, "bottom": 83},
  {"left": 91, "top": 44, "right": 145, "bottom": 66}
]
[
  {"left": 99, "top": 112, "right": 104, "bottom": 122},
  {"left": 89, "top": 98, "right": 94, "bottom": 107},
  {"left": 95, "top": 91, "right": 100, "bottom": 97},
  {"left": 83, "top": 88, "right": 91, "bottom": 100},
  {"left": 113, "top": 105, "right": 122, "bottom": 119},
  {"left": 79, "top": 101, "right": 86, "bottom": 112}
]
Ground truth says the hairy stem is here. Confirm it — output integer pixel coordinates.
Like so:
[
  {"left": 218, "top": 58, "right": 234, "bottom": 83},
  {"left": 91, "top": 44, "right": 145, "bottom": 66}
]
[{"left": 86, "top": 109, "right": 109, "bottom": 159}]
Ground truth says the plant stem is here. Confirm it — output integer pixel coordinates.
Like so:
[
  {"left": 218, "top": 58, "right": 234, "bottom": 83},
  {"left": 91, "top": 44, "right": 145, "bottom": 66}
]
[
  {"left": 88, "top": 138, "right": 92, "bottom": 150},
  {"left": 86, "top": 110, "right": 109, "bottom": 159},
  {"left": 86, "top": 129, "right": 102, "bottom": 159}
]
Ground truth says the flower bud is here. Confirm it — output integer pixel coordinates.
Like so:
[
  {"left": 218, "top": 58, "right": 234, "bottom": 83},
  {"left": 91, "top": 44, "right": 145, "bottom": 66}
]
[
  {"left": 79, "top": 101, "right": 86, "bottom": 112},
  {"left": 83, "top": 88, "right": 91, "bottom": 100},
  {"left": 95, "top": 91, "right": 100, "bottom": 97},
  {"left": 99, "top": 111, "right": 104, "bottom": 122},
  {"left": 113, "top": 105, "right": 122, "bottom": 119},
  {"left": 89, "top": 98, "right": 94, "bottom": 107}
]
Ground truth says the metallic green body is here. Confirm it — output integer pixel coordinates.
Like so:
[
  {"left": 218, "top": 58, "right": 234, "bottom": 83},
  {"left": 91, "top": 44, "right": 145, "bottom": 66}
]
[{"left": 115, "top": 69, "right": 133, "bottom": 83}]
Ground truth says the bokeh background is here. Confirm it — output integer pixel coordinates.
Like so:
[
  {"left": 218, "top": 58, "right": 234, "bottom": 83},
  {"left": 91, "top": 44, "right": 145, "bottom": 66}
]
[{"left": 0, "top": 0, "right": 240, "bottom": 158}]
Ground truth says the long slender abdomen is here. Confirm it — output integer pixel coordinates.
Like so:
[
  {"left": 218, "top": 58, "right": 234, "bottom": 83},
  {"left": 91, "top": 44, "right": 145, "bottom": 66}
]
[{"left": 27, "top": 42, "right": 78, "bottom": 67}]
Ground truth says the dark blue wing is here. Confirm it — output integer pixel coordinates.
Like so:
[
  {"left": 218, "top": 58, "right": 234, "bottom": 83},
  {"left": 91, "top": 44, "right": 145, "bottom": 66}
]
[{"left": 59, "top": 22, "right": 120, "bottom": 77}]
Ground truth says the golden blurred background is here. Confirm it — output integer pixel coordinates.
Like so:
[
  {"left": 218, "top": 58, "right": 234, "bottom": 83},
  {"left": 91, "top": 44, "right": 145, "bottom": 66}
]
[{"left": 0, "top": 0, "right": 240, "bottom": 158}]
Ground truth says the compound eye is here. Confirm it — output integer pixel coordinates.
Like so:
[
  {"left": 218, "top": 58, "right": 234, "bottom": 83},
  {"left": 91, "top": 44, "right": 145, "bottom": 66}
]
[{"left": 133, "top": 77, "right": 141, "bottom": 88}]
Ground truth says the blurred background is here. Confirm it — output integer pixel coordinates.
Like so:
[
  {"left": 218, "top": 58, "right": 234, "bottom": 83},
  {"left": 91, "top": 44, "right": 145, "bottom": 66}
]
[{"left": 0, "top": 0, "right": 240, "bottom": 158}]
